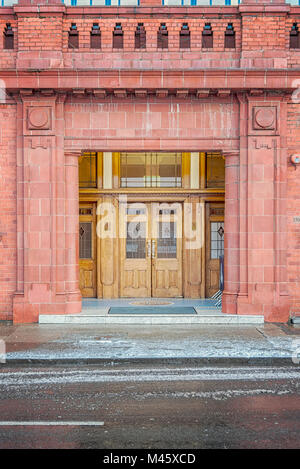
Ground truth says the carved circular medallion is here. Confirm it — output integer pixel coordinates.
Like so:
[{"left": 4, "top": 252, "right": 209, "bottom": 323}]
[
  {"left": 254, "top": 107, "right": 275, "bottom": 129},
  {"left": 28, "top": 107, "right": 49, "bottom": 129}
]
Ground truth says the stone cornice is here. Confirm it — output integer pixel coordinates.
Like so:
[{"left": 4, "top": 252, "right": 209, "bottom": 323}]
[
  {"left": 7, "top": 6, "right": 241, "bottom": 17},
  {"left": 0, "top": 69, "right": 299, "bottom": 93},
  {"left": 2, "top": 4, "right": 300, "bottom": 18}
]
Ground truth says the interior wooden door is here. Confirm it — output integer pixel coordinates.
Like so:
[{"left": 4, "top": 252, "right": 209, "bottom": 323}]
[
  {"left": 79, "top": 204, "right": 97, "bottom": 297},
  {"left": 151, "top": 203, "right": 183, "bottom": 298},
  {"left": 120, "top": 203, "right": 152, "bottom": 297},
  {"left": 205, "top": 203, "right": 224, "bottom": 298}
]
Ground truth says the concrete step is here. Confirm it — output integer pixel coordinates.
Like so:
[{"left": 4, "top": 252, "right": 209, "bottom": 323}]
[{"left": 39, "top": 309, "right": 264, "bottom": 325}]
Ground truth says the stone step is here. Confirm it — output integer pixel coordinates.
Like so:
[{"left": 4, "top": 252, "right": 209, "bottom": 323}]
[{"left": 39, "top": 311, "right": 264, "bottom": 325}]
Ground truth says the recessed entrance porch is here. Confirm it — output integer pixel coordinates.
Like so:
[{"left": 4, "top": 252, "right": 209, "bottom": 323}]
[
  {"left": 79, "top": 151, "right": 225, "bottom": 300},
  {"left": 39, "top": 298, "right": 264, "bottom": 324}
]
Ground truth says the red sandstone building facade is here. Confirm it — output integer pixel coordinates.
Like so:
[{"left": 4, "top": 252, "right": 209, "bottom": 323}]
[{"left": 0, "top": 0, "right": 299, "bottom": 324}]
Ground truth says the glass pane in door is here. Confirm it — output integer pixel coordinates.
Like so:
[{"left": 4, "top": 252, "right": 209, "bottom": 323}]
[
  {"left": 157, "top": 221, "right": 177, "bottom": 258},
  {"left": 210, "top": 221, "right": 224, "bottom": 259},
  {"left": 79, "top": 222, "right": 92, "bottom": 259},
  {"left": 126, "top": 221, "right": 146, "bottom": 258}
]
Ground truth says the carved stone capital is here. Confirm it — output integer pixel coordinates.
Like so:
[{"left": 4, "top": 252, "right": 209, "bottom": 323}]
[{"left": 64, "top": 150, "right": 82, "bottom": 158}]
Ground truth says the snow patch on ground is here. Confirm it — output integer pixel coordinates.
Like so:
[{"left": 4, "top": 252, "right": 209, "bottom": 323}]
[
  {"left": 4, "top": 335, "right": 299, "bottom": 360},
  {"left": 0, "top": 366, "right": 299, "bottom": 387}
]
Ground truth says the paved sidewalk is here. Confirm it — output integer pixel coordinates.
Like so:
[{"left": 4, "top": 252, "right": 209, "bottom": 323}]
[
  {"left": 0, "top": 321, "right": 299, "bottom": 365},
  {"left": 0, "top": 322, "right": 299, "bottom": 365}
]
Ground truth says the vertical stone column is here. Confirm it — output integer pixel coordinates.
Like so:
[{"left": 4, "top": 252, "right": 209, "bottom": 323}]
[
  {"left": 222, "top": 151, "right": 240, "bottom": 315},
  {"left": 239, "top": 94, "right": 289, "bottom": 321},
  {"left": 64, "top": 151, "right": 82, "bottom": 313},
  {"left": 236, "top": 93, "right": 249, "bottom": 304},
  {"left": 12, "top": 91, "right": 81, "bottom": 323}
]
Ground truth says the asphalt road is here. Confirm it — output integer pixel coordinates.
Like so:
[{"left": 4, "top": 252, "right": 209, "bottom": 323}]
[{"left": 0, "top": 364, "right": 299, "bottom": 449}]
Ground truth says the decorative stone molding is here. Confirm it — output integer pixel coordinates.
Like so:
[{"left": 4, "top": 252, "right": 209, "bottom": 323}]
[
  {"left": 156, "top": 90, "right": 168, "bottom": 98},
  {"left": 64, "top": 150, "right": 82, "bottom": 157},
  {"left": 29, "top": 136, "right": 52, "bottom": 149},
  {"left": 253, "top": 138, "right": 274, "bottom": 150},
  {"left": 222, "top": 150, "right": 240, "bottom": 160}
]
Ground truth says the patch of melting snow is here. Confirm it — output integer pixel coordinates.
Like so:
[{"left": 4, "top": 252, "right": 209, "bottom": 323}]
[
  {"left": 0, "top": 366, "right": 299, "bottom": 387},
  {"left": 3, "top": 336, "right": 298, "bottom": 360},
  {"left": 137, "top": 388, "right": 295, "bottom": 401}
]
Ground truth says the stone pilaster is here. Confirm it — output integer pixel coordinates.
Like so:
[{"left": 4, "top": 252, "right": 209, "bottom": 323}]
[
  {"left": 222, "top": 150, "right": 240, "bottom": 315},
  {"left": 12, "top": 91, "right": 81, "bottom": 323}
]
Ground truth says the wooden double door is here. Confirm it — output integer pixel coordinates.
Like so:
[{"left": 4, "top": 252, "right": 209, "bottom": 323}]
[
  {"left": 120, "top": 202, "right": 183, "bottom": 298},
  {"left": 78, "top": 200, "right": 225, "bottom": 299}
]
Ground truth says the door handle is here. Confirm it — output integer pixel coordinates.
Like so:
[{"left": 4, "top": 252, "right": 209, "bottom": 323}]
[
  {"left": 147, "top": 240, "right": 151, "bottom": 258},
  {"left": 151, "top": 239, "right": 156, "bottom": 259}
]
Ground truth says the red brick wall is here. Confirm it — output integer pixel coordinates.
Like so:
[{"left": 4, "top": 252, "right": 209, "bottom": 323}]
[
  {"left": 287, "top": 16, "right": 300, "bottom": 68},
  {"left": 287, "top": 99, "right": 300, "bottom": 314},
  {"left": 1, "top": 8, "right": 300, "bottom": 70},
  {"left": 242, "top": 15, "right": 287, "bottom": 51},
  {"left": 0, "top": 17, "right": 17, "bottom": 69},
  {"left": 0, "top": 104, "right": 17, "bottom": 321},
  {"left": 62, "top": 17, "right": 242, "bottom": 51},
  {"left": 17, "top": 14, "right": 63, "bottom": 51},
  {"left": 62, "top": 17, "right": 241, "bottom": 70}
]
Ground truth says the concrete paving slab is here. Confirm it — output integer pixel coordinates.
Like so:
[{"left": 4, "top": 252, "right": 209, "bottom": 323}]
[{"left": 0, "top": 322, "right": 299, "bottom": 365}]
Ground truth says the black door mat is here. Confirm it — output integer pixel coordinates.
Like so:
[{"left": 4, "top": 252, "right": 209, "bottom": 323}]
[{"left": 108, "top": 307, "right": 196, "bottom": 315}]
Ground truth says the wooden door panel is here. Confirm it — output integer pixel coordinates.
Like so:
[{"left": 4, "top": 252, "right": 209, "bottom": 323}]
[
  {"left": 183, "top": 197, "right": 205, "bottom": 299},
  {"left": 151, "top": 205, "right": 183, "bottom": 298},
  {"left": 122, "top": 264, "right": 151, "bottom": 297},
  {"left": 119, "top": 202, "right": 183, "bottom": 298},
  {"left": 153, "top": 264, "right": 182, "bottom": 297},
  {"left": 205, "top": 203, "right": 224, "bottom": 298},
  {"left": 209, "top": 268, "right": 219, "bottom": 292},
  {"left": 120, "top": 204, "right": 151, "bottom": 297},
  {"left": 79, "top": 204, "right": 97, "bottom": 297}
]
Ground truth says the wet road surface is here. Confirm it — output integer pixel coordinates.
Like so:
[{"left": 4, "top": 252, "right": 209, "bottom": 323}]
[{"left": 0, "top": 364, "right": 299, "bottom": 449}]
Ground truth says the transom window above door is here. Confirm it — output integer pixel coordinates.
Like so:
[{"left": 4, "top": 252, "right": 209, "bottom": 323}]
[
  {"left": 120, "top": 152, "right": 182, "bottom": 188},
  {"left": 78, "top": 151, "right": 224, "bottom": 190}
]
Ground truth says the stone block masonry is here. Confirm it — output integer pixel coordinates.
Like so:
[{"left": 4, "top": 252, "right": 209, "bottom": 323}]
[{"left": 0, "top": 0, "right": 299, "bottom": 322}]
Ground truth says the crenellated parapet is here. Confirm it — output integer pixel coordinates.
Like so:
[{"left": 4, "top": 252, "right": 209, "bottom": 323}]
[{"left": 0, "top": 0, "right": 299, "bottom": 71}]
